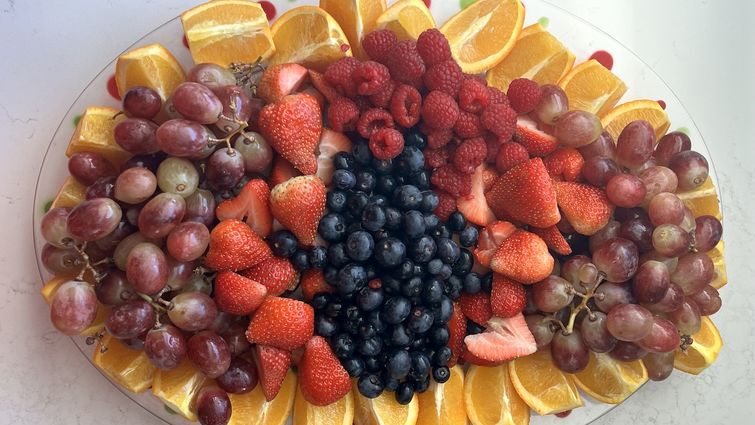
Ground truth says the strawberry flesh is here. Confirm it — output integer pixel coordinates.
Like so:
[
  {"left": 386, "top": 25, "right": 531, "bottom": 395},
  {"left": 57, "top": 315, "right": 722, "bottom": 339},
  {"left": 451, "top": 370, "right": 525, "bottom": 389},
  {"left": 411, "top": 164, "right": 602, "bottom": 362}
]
[{"left": 464, "top": 314, "right": 537, "bottom": 362}]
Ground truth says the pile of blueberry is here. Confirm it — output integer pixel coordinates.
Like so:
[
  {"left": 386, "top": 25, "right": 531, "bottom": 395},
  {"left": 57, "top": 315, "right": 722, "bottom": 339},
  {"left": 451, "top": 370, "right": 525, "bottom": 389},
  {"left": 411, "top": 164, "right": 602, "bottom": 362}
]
[{"left": 310, "top": 129, "right": 481, "bottom": 404}]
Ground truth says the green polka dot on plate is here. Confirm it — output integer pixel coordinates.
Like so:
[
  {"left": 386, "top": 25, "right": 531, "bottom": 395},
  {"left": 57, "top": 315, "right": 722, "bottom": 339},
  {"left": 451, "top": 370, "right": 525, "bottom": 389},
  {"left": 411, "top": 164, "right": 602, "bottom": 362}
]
[
  {"left": 72, "top": 114, "right": 82, "bottom": 128},
  {"left": 460, "top": 0, "right": 477, "bottom": 9},
  {"left": 42, "top": 199, "right": 53, "bottom": 214},
  {"left": 538, "top": 16, "right": 549, "bottom": 28},
  {"left": 675, "top": 127, "right": 690, "bottom": 135}
]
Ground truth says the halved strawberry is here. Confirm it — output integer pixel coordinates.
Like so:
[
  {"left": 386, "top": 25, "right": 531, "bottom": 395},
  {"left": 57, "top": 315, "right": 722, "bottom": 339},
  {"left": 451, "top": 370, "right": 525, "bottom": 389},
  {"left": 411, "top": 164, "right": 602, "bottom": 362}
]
[
  {"left": 246, "top": 296, "right": 314, "bottom": 351},
  {"left": 447, "top": 303, "right": 466, "bottom": 367},
  {"left": 216, "top": 179, "right": 272, "bottom": 238},
  {"left": 490, "top": 273, "right": 526, "bottom": 318},
  {"left": 315, "top": 129, "right": 353, "bottom": 185},
  {"left": 204, "top": 219, "right": 273, "bottom": 271},
  {"left": 531, "top": 225, "right": 572, "bottom": 256},
  {"left": 457, "top": 165, "right": 496, "bottom": 226},
  {"left": 270, "top": 176, "right": 326, "bottom": 246},
  {"left": 308, "top": 69, "right": 339, "bottom": 104},
  {"left": 240, "top": 256, "right": 299, "bottom": 296},
  {"left": 301, "top": 269, "right": 335, "bottom": 302},
  {"left": 463, "top": 314, "right": 537, "bottom": 363},
  {"left": 480, "top": 164, "right": 498, "bottom": 192},
  {"left": 257, "top": 63, "right": 309, "bottom": 104},
  {"left": 543, "top": 147, "right": 585, "bottom": 182},
  {"left": 473, "top": 220, "right": 517, "bottom": 268},
  {"left": 489, "top": 229, "right": 554, "bottom": 284},
  {"left": 459, "top": 292, "right": 493, "bottom": 326},
  {"left": 253, "top": 345, "right": 292, "bottom": 401},
  {"left": 553, "top": 181, "right": 615, "bottom": 236},
  {"left": 213, "top": 271, "right": 267, "bottom": 315},
  {"left": 298, "top": 336, "right": 352, "bottom": 406},
  {"left": 513, "top": 116, "right": 558, "bottom": 157},
  {"left": 461, "top": 347, "right": 505, "bottom": 367},
  {"left": 268, "top": 156, "right": 302, "bottom": 187}
]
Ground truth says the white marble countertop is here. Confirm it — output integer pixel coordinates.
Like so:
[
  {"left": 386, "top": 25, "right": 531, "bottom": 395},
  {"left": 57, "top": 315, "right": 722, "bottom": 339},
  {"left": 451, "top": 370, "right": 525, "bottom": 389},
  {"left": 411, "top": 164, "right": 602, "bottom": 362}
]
[{"left": 1, "top": 0, "right": 753, "bottom": 424}]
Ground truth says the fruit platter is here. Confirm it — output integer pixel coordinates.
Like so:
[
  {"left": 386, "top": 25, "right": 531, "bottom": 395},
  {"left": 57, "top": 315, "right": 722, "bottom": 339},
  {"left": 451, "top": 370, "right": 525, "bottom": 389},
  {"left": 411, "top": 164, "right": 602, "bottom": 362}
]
[{"left": 32, "top": 0, "right": 727, "bottom": 424}]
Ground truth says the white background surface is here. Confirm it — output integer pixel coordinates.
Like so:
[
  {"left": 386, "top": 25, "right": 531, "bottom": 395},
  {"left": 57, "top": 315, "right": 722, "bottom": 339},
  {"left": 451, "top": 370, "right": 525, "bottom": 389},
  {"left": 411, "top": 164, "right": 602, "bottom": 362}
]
[{"left": 1, "top": 0, "right": 753, "bottom": 424}]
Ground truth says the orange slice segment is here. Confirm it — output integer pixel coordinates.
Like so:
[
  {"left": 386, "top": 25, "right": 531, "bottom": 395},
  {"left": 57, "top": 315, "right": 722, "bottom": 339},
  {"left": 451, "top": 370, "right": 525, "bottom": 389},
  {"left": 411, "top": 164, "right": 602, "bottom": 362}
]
[
  {"left": 293, "top": 385, "right": 354, "bottom": 425},
  {"left": 674, "top": 316, "right": 723, "bottom": 375},
  {"left": 65, "top": 106, "right": 130, "bottom": 167},
  {"left": 320, "top": 0, "right": 386, "bottom": 59},
  {"left": 464, "top": 364, "right": 530, "bottom": 425},
  {"left": 676, "top": 176, "right": 722, "bottom": 220},
  {"left": 50, "top": 176, "right": 87, "bottom": 209},
  {"left": 269, "top": 6, "right": 352, "bottom": 72},
  {"left": 558, "top": 59, "right": 627, "bottom": 117},
  {"left": 93, "top": 333, "right": 155, "bottom": 393},
  {"left": 228, "top": 370, "right": 296, "bottom": 425},
  {"left": 115, "top": 43, "right": 186, "bottom": 101},
  {"left": 440, "top": 0, "right": 525, "bottom": 74},
  {"left": 152, "top": 359, "right": 207, "bottom": 421},
  {"left": 418, "top": 365, "right": 466, "bottom": 425},
  {"left": 181, "top": 0, "right": 274, "bottom": 67},
  {"left": 600, "top": 99, "right": 670, "bottom": 141},
  {"left": 486, "top": 23, "right": 574, "bottom": 91},
  {"left": 573, "top": 352, "right": 648, "bottom": 404},
  {"left": 353, "top": 382, "right": 418, "bottom": 425},
  {"left": 508, "top": 349, "right": 583, "bottom": 416},
  {"left": 707, "top": 241, "right": 727, "bottom": 289},
  {"left": 375, "top": 0, "right": 435, "bottom": 42}
]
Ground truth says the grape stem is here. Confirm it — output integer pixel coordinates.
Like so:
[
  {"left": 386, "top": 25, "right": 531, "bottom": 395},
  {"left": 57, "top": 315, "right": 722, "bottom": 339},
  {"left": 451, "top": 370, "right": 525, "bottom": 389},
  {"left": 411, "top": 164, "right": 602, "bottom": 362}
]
[
  {"left": 71, "top": 242, "right": 104, "bottom": 283},
  {"left": 564, "top": 274, "right": 605, "bottom": 334},
  {"left": 137, "top": 292, "right": 168, "bottom": 313}
]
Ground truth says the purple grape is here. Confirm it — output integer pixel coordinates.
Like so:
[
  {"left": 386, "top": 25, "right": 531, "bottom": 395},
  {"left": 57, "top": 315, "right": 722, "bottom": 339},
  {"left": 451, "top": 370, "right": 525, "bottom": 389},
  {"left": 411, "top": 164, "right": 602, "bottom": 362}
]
[
  {"left": 66, "top": 198, "right": 122, "bottom": 241},
  {"left": 138, "top": 193, "right": 186, "bottom": 238},
  {"left": 50, "top": 280, "right": 98, "bottom": 335},
  {"left": 217, "top": 357, "right": 258, "bottom": 394},
  {"left": 196, "top": 385, "right": 232, "bottom": 425},
  {"left": 668, "top": 150, "right": 709, "bottom": 190},
  {"left": 68, "top": 152, "right": 116, "bottom": 186},
  {"left": 123, "top": 86, "right": 162, "bottom": 119},
  {"left": 171, "top": 82, "right": 223, "bottom": 124},
  {"left": 125, "top": 242, "right": 168, "bottom": 294},
  {"left": 144, "top": 324, "right": 188, "bottom": 370},
  {"left": 113, "top": 118, "right": 160, "bottom": 155},
  {"left": 551, "top": 330, "right": 589, "bottom": 373},
  {"left": 187, "top": 331, "right": 231, "bottom": 378},
  {"left": 105, "top": 299, "right": 156, "bottom": 339}
]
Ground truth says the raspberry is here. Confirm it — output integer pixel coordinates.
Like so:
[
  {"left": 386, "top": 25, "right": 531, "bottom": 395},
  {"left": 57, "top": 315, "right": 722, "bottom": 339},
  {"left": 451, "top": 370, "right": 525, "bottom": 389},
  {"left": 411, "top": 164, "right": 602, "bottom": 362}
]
[
  {"left": 421, "top": 90, "right": 460, "bottom": 130},
  {"left": 453, "top": 111, "right": 484, "bottom": 138},
  {"left": 480, "top": 103, "right": 517, "bottom": 141},
  {"left": 324, "top": 57, "right": 360, "bottom": 97},
  {"left": 543, "top": 147, "right": 585, "bottom": 182},
  {"left": 386, "top": 40, "right": 426, "bottom": 85},
  {"left": 484, "top": 132, "right": 502, "bottom": 163},
  {"left": 362, "top": 29, "right": 398, "bottom": 64},
  {"left": 431, "top": 164, "right": 472, "bottom": 197},
  {"left": 464, "top": 73, "right": 488, "bottom": 86},
  {"left": 326, "top": 97, "right": 360, "bottom": 132},
  {"left": 352, "top": 61, "right": 391, "bottom": 96},
  {"left": 416, "top": 28, "right": 452, "bottom": 67},
  {"left": 507, "top": 78, "right": 541, "bottom": 113},
  {"left": 458, "top": 78, "right": 490, "bottom": 114},
  {"left": 388, "top": 84, "right": 422, "bottom": 128},
  {"left": 423, "top": 60, "right": 463, "bottom": 97},
  {"left": 354, "top": 96, "right": 371, "bottom": 112},
  {"left": 423, "top": 125, "right": 453, "bottom": 149},
  {"left": 452, "top": 137, "right": 487, "bottom": 174},
  {"left": 356, "top": 108, "right": 394, "bottom": 138},
  {"left": 487, "top": 86, "right": 510, "bottom": 106},
  {"left": 368, "top": 79, "right": 397, "bottom": 108},
  {"left": 495, "top": 142, "right": 529, "bottom": 173},
  {"left": 369, "top": 128, "right": 405, "bottom": 160},
  {"left": 424, "top": 147, "right": 449, "bottom": 169},
  {"left": 434, "top": 190, "right": 457, "bottom": 221},
  {"left": 309, "top": 70, "right": 339, "bottom": 103}
]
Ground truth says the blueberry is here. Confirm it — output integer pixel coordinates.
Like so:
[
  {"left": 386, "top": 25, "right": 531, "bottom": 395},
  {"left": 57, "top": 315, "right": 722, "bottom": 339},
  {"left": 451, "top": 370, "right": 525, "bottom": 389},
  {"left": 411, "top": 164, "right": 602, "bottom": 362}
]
[
  {"left": 308, "top": 246, "right": 327, "bottom": 269},
  {"left": 467, "top": 320, "right": 485, "bottom": 335},
  {"left": 384, "top": 207, "right": 402, "bottom": 230},
  {"left": 403, "top": 210, "right": 426, "bottom": 239},
  {"left": 409, "top": 337, "right": 426, "bottom": 351},
  {"left": 361, "top": 204, "right": 386, "bottom": 232},
  {"left": 365, "top": 310, "right": 386, "bottom": 335},
  {"left": 382, "top": 276, "right": 401, "bottom": 295},
  {"left": 447, "top": 212, "right": 466, "bottom": 232},
  {"left": 395, "top": 382, "right": 415, "bottom": 405},
  {"left": 401, "top": 277, "right": 423, "bottom": 298},
  {"left": 372, "top": 228, "right": 390, "bottom": 242},
  {"left": 393, "top": 259, "right": 415, "bottom": 279},
  {"left": 365, "top": 264, "right": 378, "bottom": 281},
  {"left": 438, "top": 264, "right": 453, "bottom": 280},
  {"left": 412, "top": 375, "right": 430, "bottom": 393},
  {"left": 463, "top": 273, "right": 481, "bottom": 294},
  {"left": 433, "top": 346, "right": 452, "bottom": 366},
  {"left": 375, "top": 175, "right": 397, "bottom": 195},
  {"left": 382, "top": 296, "right": 412, "bottom": 324},
  {"left": 343, "top": 305, "right": 361, "bottom": 322},
  {"left": 332, "top": 333, "right": 355, "bottom": 358},
  {"left": 395, "top": 146, "right": 425, "bottom": 176},
  {"left": 368, "top": 194, "right": 388, "bottom": 207},
  {"left": 346, "top": 231, "right": 374, "bottom": 262},
  {"left": 445, "top": 275, "right": 463, "bottom": 299},
  {"left": 324, "top": 300, "right": 343, "bottom": 318},
  {"left": 429, "top": 326, "right": 450, "bottom": 349},
  {"left": 324, "top": 266, "right": 339, "bottom": 286},
  {"left": 347, "top": 191, "right": 370, "bottom": 215},
  {"left": 433, "top": 296, "right": 454, "bottom": 324},
  {"left": 292, "top": 250, "right": 310, "bottom": 271},
  {"left": 315, "top": 315, "right": 339, "bottom": 337},
  {"left": 343, "top": 317, "right": 362, "bottom": 335},
  {"left": 327, "top": 243, "right": 350, "bottom": 268},
  {"left": 358, "top": 322, "right": 377, "bottom": 339},
  {"left": 431, "top": 225, "right": 451, "bottom": 240},
  {"left": 480, "top": 273, "right": 493, "bottom": 292},
  {"left": 459, "top": 225, "right": 479, "bottom": 247},
  {"left": 410, "top": 236, "right": 437, "bottom": 263},
  {"left": 404, "top": 128, "right": 427, "bottom": 150},
  {"left": 419, "top": 191, "right": 439, "bottom": 212},
  {"left": 353, "top": 141, "right": 373, "bottom": 166},
  {"left": 392, "top": 185, "right": 422, "bottom": 210},
  {"left": 452, "top": 249, "right": 474, "bottom": 276},
  {"left": 383, "top": 374, "right": 400, "bottom": 391},
  {"left": 436, "top": 238, "right": 460, "bottom": 264},
  {"left": 269, "top": 230, "right": 298, "bottom": 258},
  {"left": 407, "top": 306, "right": 434, "bottom": 334},
  {"left": 357, "top": 374, "right": 384, "bottom": 399},
  {"left": 422, "top": 278, "right": 444, "bottom": 304},
  {"left": 356, "top": 287, "right": 384, "bottom": 312},
  {"left": 423, "top": 213, "right": 440, "bottom": 230},
  {"left": 409, "top": 351, "right": 431, "bottom": 380},
  {"left": 360, "top": 337, "right": 383, "bottom": 357},
  {"left": 372, "top": 158, "right": 394, "bottom": 174},
  {"left": 346, "top": 221, "right": 363, "bottom": 234},
  {"left": 342, "top": 357, "right": 365, "bottom": 377},
  {"left": 409, "top": 170, "right": 431, "bottom": 190},
  {"left": 311, "top": 293, "right": 331, "bottom": 310},
  {"left": 333, "top": 169, "right": 356, "bottom": 190},
  {"left": 387, "top": 349, "right": 411, "bottom": 380},
  {"left": 394, "top": 175, "right": 406, "bottom": 186},
  {"left": 427, "top": 259, "right": 443, "bottom": 275},
  {"left": 374, "top": 237, "right": 406, "bottom": 268},
  {"left": 333, "top": 152, "right": 356, "bottom": 171},
  {"left": 326, "top": 190, "right": 348, "bottom": 212},
  {"left": 432, "top": 366, "right": 451, "bottom": 383},
  {"left": 318, "top": 213, "right": 347, "bottom": 242},
  {"left": 337, "top": 263, "right": 367, "bottom": 295},
  {"left": 412, "top": 263, "right": 425, "bottom": 277},
  {"left": 390, "top": 324, "right": 413, "bottom": 347},
  {"left": 364, "top": 356, "right": 381, "bottom": 373},
  {"left": 355, "top": 171, "right": 376, "bottom": 193}
]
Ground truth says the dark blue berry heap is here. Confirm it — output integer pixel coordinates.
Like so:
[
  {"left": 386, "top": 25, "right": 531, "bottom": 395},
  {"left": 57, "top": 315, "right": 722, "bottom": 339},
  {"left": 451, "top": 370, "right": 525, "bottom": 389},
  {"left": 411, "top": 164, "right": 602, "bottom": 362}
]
[{"left": 309, "top": 129, "right": 480, "bottom": 404}]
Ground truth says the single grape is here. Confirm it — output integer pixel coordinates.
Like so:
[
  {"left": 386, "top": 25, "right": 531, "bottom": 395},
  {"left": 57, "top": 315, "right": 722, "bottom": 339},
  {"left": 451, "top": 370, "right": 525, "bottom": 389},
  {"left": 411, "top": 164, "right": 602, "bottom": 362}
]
[
  {"left": 217, "top": 357, "right": 258, "bottom": 394},
  {"left": 651, "top": 224, "right": 691, "bottom": 258},
  {"left": 156, "top": 119, "right": 212, "bottom": 158},
  {"left": 138, "top": 193, "right": 186, "bottom": 238},
  {"left": 220, "top": 322, "right": 252, "bottom": 357},
  {"left": 554, "top": 110, "right": 602, "bottom": 147},
  {"left": 179, "top": 274, "right": 213, "bottom": 295},
  {"left": 632, "top": 260, "right": 670, "bottom": 304},
  {"left": 578, "top": 131, "right": 616, "bottom": 161},
  {"left": 671, "top": 252, "right": 714, "bottom": 295},
  {"left": 606, "top": 173, "right": 646, "bottom": 208},
  {"left": 689, "top": 285, "right": 722, "bottom": 316},
  {"left": 532, "top": 276, "right": 574, "bottom": 313},
  {"left": 94, "top": 221, "right": 135, "bottom": 253},
  {"left": 693, "top": 216, "right": 723, "bottom": 252},
  {"left": 213, "top": 85, "right": 253, "bottom": 136},
  {"left": 113, "top": 232, "right": 150, "bottom": 271},
  {"left": 66, "top": 198, "right": 122, "bottom": 241},
  {"left": 68, "top": 152, "right": 116, "bottom": 186},
  {"left": 609, "top": 341, "right": 648, "bottom": 362},
  {"left": 184, "top": 189, "right": 217, "bottom": 227},
  {"left": 668, "top": 150, "right": 709, "bottom": 190},
  {"left": 113, "top": 118, "right": 160, "bottom": 155},
  {"left": 144, "top": 324, "right": 188, "bottom": 370},
  {"left": 171, "top": 82, "right": 223, "bottom": 124},
  {"left": 206, "top": 148, "right": 245, "bottom": 190},
  {"left": 606, "top": 304, "right": 654, "bottom": 341},
  {"left": 126, "top": 242, "right": 169, "bottom": 294},
  {"left": 637, "top": 316, "right": 680, "bottom": 353},
  {"left": 95, "top": 269, "right": 136, "bottom": 305},
  {"left": 618, "top": 217, "right": 654, "bottom": 253},
  {"left": 188, "top": 63, "right": 237, "bottom": 89},
  {"left": 41, "top": 207, "right": 74, "bottom": 248},
  {"left": 86, "top": 176, "right": 117, "bottom": 200},
  {"left": 167, "top": 222, "right": 210, "bottom": 262},
  {"left": 126, "top": 205, "right": 143, "bottom": 227},
  {"left": 551, "top": 330, "right": 589, "bottom": 373},
  {"left": 105, "top": 299, "right": 156, "bottom": 339},
  {"left": 123, "top": 86, "right": 162, "bottom": 119},
  {"left": 169, "top": 291, "right": 218, "bottom": 332},
  {"left": 157, "top": 157, "right": 199, "bottom": 197},
  {"left": 588, "top": 220, "right": 621, "bottom": 253},
  {"left": 648, "top": 192, "right": 685, "bottom": 226},
  {"left": 560, "top": 255, "right": 591, "bottom": 283},
  {"left": 633, "top": 157, "right": 658, "bottom": 174},
  {"left": 114, "top": 167, "right": 158, "bottom": 204},
  {"left": 642, "top": 351, "right": 675, "bottom": 381},
  {"left": 644, "top": 282, "right": 685, "bottom": 314},
  {"left": 188, "top": 331, "right": 232, "bottom": 378},
  {"left": 120, "top": 153, "right": 164, "bottom": 173},
  {"left": 41, "top": 244, "right": 83, "bottom": 276},
  {"left": 638, "top": 166, "right": 678, "bottom": 206},
  {"left": 233, "top": 132, "right": 273, "bottom": 174},
  {"left": 654, "top": 131, "right": 691, "bottom": 166},
  {"left": 50, "top": 280, "right": 98, "bottom": 335},
  {"left": 525, "top": 314, "right": 555, "bottom": 348},
  {"left": 577, "top": 263, "right": 600, "bottom": 287},
  {"left": 616, "top": 120, "right": 655, "bottom": 169},
  {"left": 165, "top": 257, "right": 195, "bottom": 291},
  {"left": 534, "top": 84, "right": 568, "bottom": 125},
  {"left": 196, "top": 385, "right": 232, "bottom": 425},
  {"left": 580, "top": 311, "right": 617, "bottom": 353},
  {"left": 668, "top": 298, "right": 702, "bottom": 334},
  {"left": 582, "top": 156, "right": 621, "bottom": 187},
  {"left": 592, "top": 237, "right": 639, "bottom": 282},
  {"left": 639, "top": 250, "right": 678, "bottom": 273},
  {"left": 594, "top": 282, "right": 634, "bottom": 313},
  {"left": 208, "top": 312, "right": 236, "bottom": 335}
]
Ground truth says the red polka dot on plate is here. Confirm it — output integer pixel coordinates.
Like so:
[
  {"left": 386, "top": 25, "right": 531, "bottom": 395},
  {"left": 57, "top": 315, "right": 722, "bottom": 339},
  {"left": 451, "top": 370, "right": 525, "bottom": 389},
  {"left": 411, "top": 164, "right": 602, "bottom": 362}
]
[
  {"left": 589, "top": 50, "right": 614, "bottom": 70},
  {"left": 259, "top": 1, "right": 276, "bottom": 21},
  {"left": 423, "top": 0, "right": 432, "bottom": 7},
  {"left": 182, "top": 34, "right": 189, "bottom": 49},
  {"left": 657, "top": 99, "right": 667, "bottom": 110},
  {"left": 555, "top": 410, "right": 572, "bottom": 418},
  {"left": 107, "top": 75, "right": 121, "bottom": 100}
]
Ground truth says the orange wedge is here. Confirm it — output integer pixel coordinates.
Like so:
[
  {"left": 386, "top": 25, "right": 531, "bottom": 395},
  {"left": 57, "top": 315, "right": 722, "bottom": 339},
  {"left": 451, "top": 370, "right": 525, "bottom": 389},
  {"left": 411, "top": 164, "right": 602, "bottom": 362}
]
[
  {"left": 573, "top": 352, "right": 648, "bottom": 404},
  {"left": 152, "top": 359, "right": 207, "bottom": 421},
  {"left": 181, "top": 0, "right": 274, "bottom": 67},
  {"left": 93, "top": 333, "right": 155, "bottom": 393},
  {"left": 674, "top": 316, "right": 723, "bottom": 375},
  {"left": 228, "top": 370, "right": 296, "bottom": 425},
  {"left": 115, "top": 44, "right": 186, "bottom": 100},
  {"left": 353, "top": 382, "right": 418, "bottom": 425},
  {"left": 676, "top": 176, "right": 722, "bottom": 220},
  {"left": 375, "top": 0, "right": 435, "bottom": 42},
  {"left": 320, "top": 0, "right": 386, "bottom": 59},
  {"left": 707, "top": 241, "right": 727, "bottom": 289},
  {"left": 486, "top": 23, "right": 575, "bottom": 91},
  {"left": 269, "top": 6, "right": 352, "bottom": 72},
  {"left": 293, "top": 385, "right": 354, "bottom": 425},
  {"left": 508, "top": 349, "right": 583, "bottom": 416},
  {"left": 601, "top": 99, "right": 670, "bottom": 141},
  {"left": 50, "top": 176, "right": 86, "bottom": 209},
  {"left": 464, "top": 364, "right": 530, "bottom": 425},
  {"left": 558, "top": 59, "right": 627, "bottom": 117},
  {"left": 440, "top": 0, "right": 525, "bottom": 74},
  {"left": 65, "top": 106, "right": 130, "bottom": 167},
  {"left": 418, "top": 365, "right": 466, "bottom": 425}
]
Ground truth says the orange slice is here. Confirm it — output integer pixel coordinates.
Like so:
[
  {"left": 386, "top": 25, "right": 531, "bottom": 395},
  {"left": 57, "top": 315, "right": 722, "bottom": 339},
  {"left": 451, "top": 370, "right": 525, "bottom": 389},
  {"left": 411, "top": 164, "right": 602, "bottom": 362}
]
[
  {"left": 508, "top": 349, "right": 583, "bottom": 416},
  {"left": 573, "top": 352, "right": 648, "bottom": 404},
  {"left": 93, "top": 333, "right": 155, "bottom": 393},
  {"left": 375, "top": 0, "right": 435, "bottom": 42},
  {"left": 228, "top": 370, "right": 296, "bottom": 425},
  {"left": 707, "top": 241, "right": 727, "bottom": 289},
  {"left": 558, "top": 59, "right": 627, "bottom": 117},
  {"left": 418, "top": 365, "right": 466, "bottom": 425},
  {"left": 65, "top": 106, "right": 130, "bottom": 167},
  {"left": 674, "top": 316, "right": 723, "bottom": 375},
  {"left": 115, "top": 43, "right": 186, "bottom": 100},
  {"left": 440, "top": 0, "right": 525, "bottom": 74},
  {"left": 676, "top": 176, "right": 722, "bottom": 220},
  {"left": 600, "top": 99, "right": 670, "bottom": 141},
  {"left": 50, "top": 176, "right": 86, "bottom": 209},
  {"left": 486, "top": 23, "right": 575, "bottom": 91},
  {"left": 320, "top": 0, "right": 386, "bottom": 59},
  {"left": 152, "top": 359, "right": 207, "bottom": 421},
  {"left": 353, "top": 382, "right": 418, "bottom": 425},
  {"left": 181, "top": 0, "right": 274, "bottom": 67},
  {"left": 269, "top": 6, "right": 352, "bottom": 72},
  {"left": 464, "top": 364, "right": 530, "bottom": 425},
  {"left": 293, "top": 385, "right": 354, "bottom": 425}
]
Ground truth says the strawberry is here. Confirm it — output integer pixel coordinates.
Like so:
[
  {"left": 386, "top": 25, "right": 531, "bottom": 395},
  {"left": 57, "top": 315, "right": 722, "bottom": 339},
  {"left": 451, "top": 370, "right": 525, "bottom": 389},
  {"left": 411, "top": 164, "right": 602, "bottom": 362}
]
[
  {"left": 270, "top": 176, "right": 326, "bottom": 246},
  {"left": 461, "top": 347, "right": 505, "bottom": 367},
  {"left": 447, "top": 303, "right": 467, "bottom": 367},
  {"left": 298, "top": 336, "right": 352, "bottom": 406},
  {"left": 258, "top": 92, "right": 322, "bottom": 175},
  {"left": 301, "top": 269, "right": 335, "bottom": 302},
  {"left": 485, "top": 157, "right": 561, "bottom": 228},
  {"left": 457, "top": 165, "right": 496, "bottom": 226},
  {"left": 215, "top": 179, "right": 272, "bottom": 238},
  {"left": 459, "top": 292, "right": 493, "bottom": 326},
  {"left": 300, "top": 86, "right": 326, "bottom": 108},
  {"left": 543, "top": 147, "right": 584, "bottom": 182},
  {"left": 553, "top": 181, "right": 615, "bottom": 236},
  {"left": 531, "top": 225, "right": 572, "bottom": 256},
  {"left": 490, "top": 229, "right": 554, "bottom": 284},
  {"left": 246, "top": 296, "right": 314, "bottom": 351},
  {"left": 253, "top": 345, "right": 292, "bottom": 401},
  {"left": 257, "top": 63, "right": 309, "bottom": 104},
  {"left": 513, "top": 116, "right": 558, "bottom": 157},
  {"left": 473, "top": 220, "right": 517, "bottom": 268},
  {"left": 240, "top": 256, "right": 299, "bottom": 296},
  {"left": 268, "top": 156, "right": 302, "bottom": 187},
  {"left": 315, "top": 129, "right": 353, "bottom": 185},
  {"left": 205, "top": 219, "right": 273, "bottom": 271},
  {"left": 480, "top": 164, "right": 498, "bottom": 192},
  {"left": 308, "top": 69, "right": 339, "bottom": 103},
  {"left": 463, "top": 314, "right": 537, "bottom": 363},
  {"left": 213, "top": 271, "right": 267, "bottom": 315},
  {"left": 490, "top": 273, "right": 526, "bottom": 318}
]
